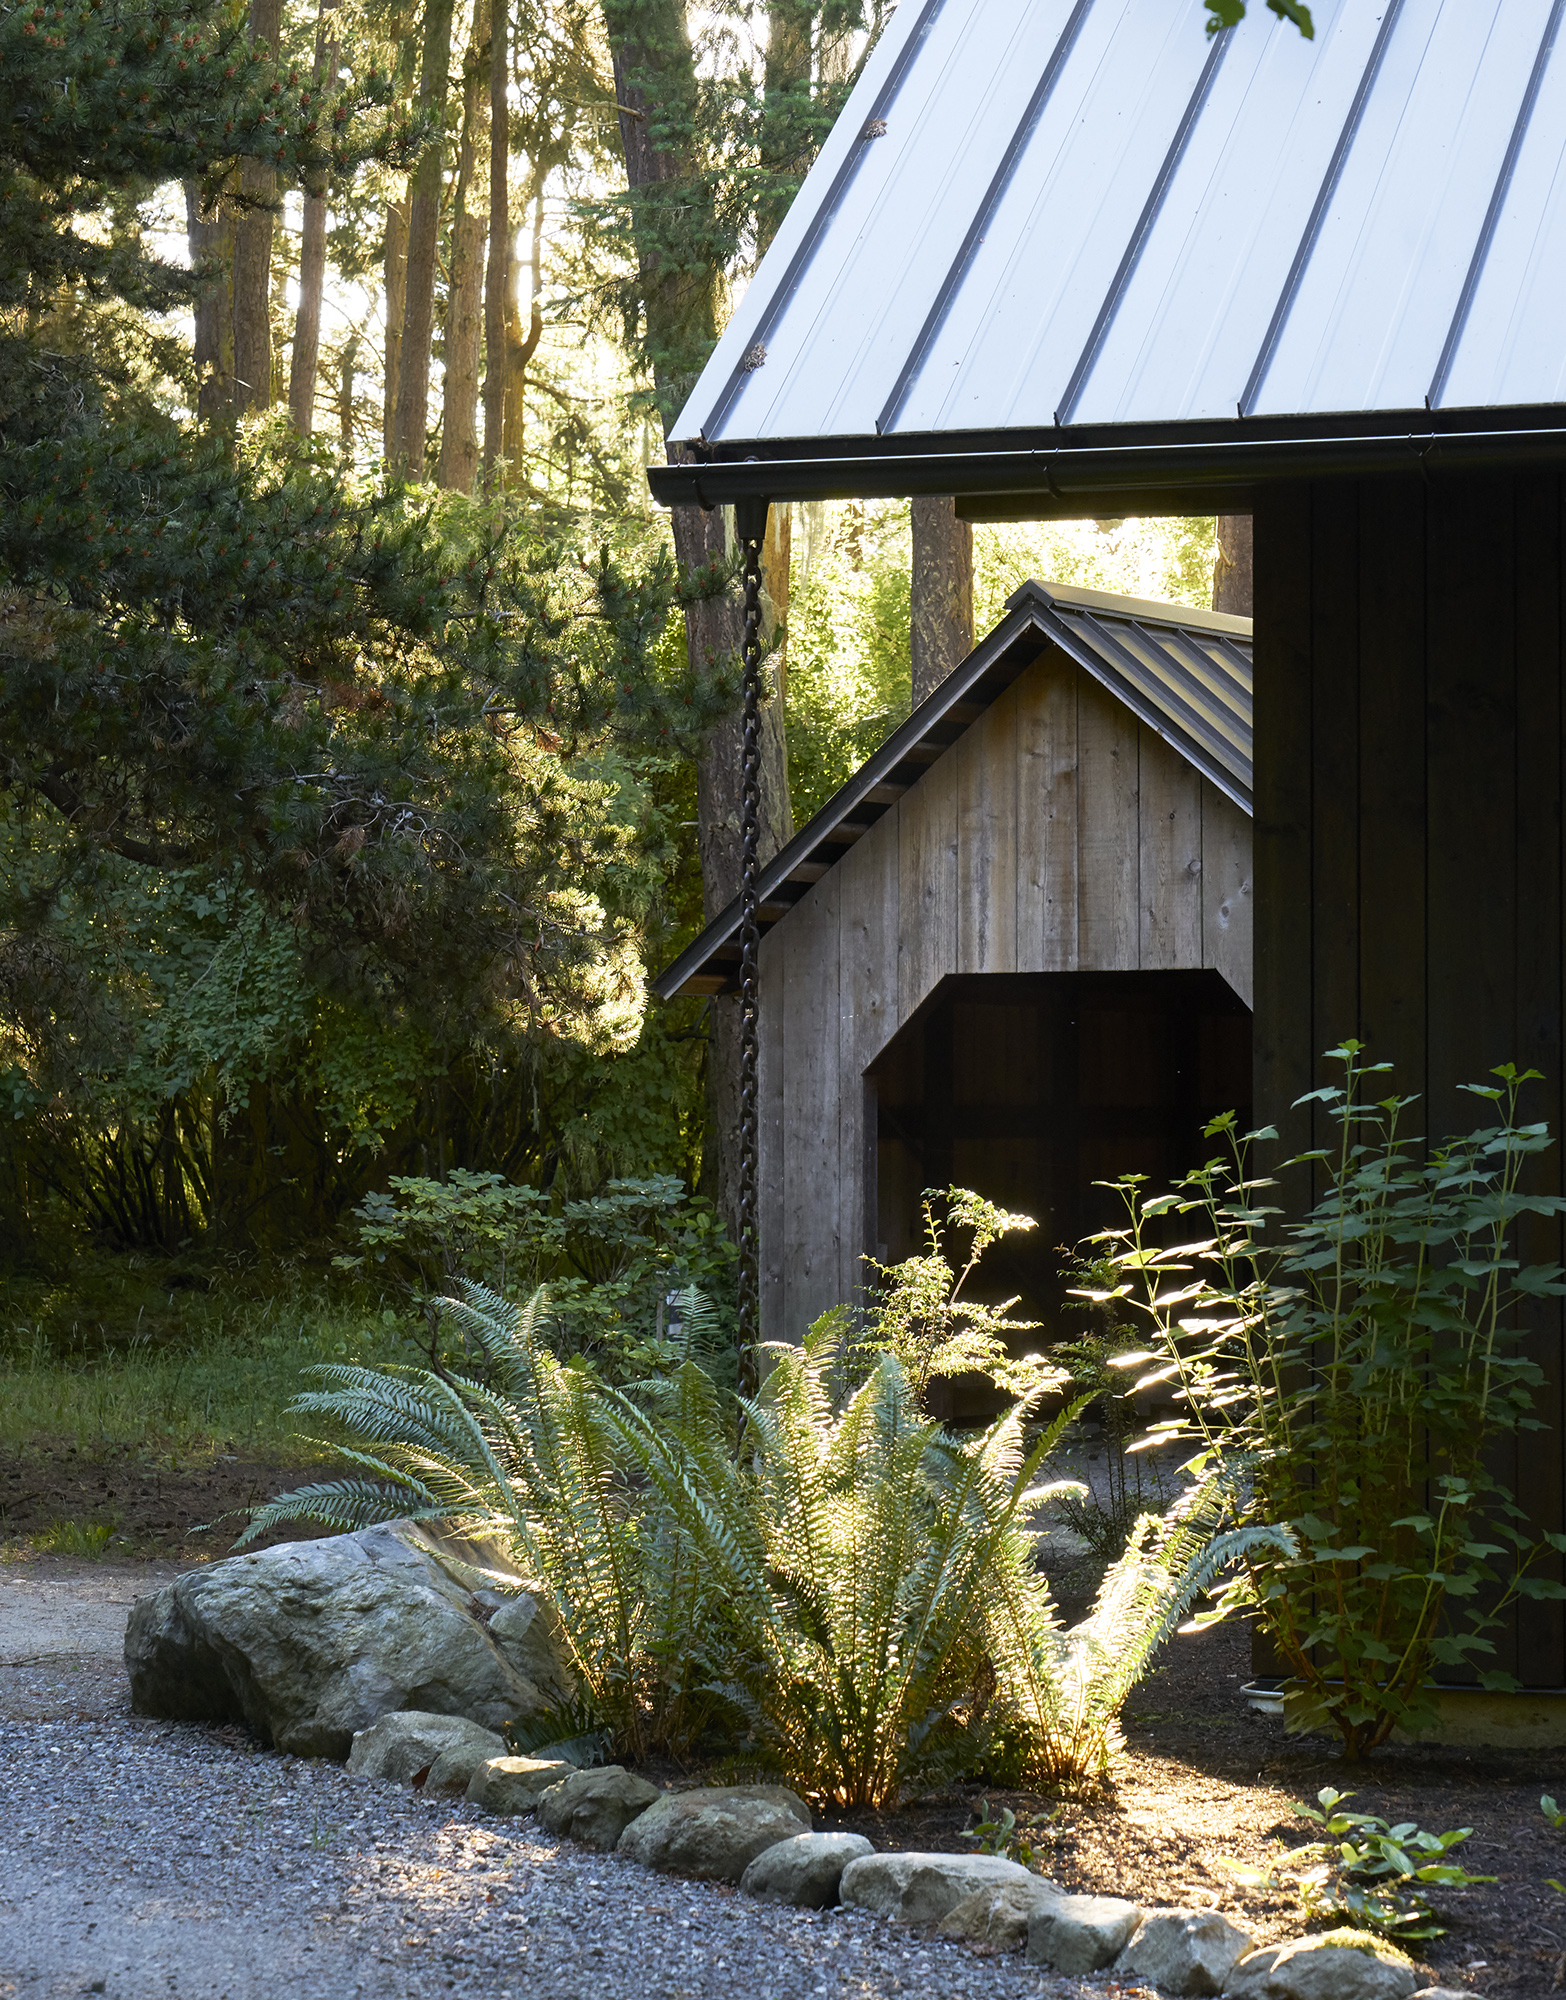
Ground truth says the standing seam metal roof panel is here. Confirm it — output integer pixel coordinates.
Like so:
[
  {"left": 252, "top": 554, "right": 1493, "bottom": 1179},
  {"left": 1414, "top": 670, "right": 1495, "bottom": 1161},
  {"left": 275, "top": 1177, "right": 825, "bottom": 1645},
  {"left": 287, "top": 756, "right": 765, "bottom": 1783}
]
[{"left": 671, "top": 0, "right": 1566, "bottom": 450}]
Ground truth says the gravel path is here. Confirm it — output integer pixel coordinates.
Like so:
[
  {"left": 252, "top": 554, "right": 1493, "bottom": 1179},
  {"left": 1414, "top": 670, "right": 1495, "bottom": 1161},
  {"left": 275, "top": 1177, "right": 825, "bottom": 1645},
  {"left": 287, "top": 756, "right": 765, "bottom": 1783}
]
[{"left": 0, "top": 1568, "right": 1127, "bottom": 2000}]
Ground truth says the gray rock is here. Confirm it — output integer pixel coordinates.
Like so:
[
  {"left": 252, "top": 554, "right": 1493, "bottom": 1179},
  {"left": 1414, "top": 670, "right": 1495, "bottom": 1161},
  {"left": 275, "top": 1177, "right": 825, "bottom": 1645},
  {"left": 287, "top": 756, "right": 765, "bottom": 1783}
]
[
  {"left": 937, "top": 1877, "right": 1066, "bottom": 1950},
  {"left": 346, "top": 1711, "right": 506, "bottom": 1790},
  {"left": 537, "top": 1766, "right": 662, "bottom": 1851},
  {"left": 529, "top": 1733, "right": 604, "bottom": 1769},
  {"left": 465, "top": 1755, "right": 578, "bottom": 1814},
  {"left": 473, "top": 1589, "right": 574, "bottom": 1696},
  {"left": 124, "top": 1519, "right": 563, "bottom": 1757},
  {"left": 1115, "top": 1909, "right": 1253, "bottom": 1996},
  {"left": 739, "top": 1832, "right": 874, "bottom": 1908},
  {"left": 1222, "top": 1938, "right": 1420, "bottom": 2000},
  {"left": 616, "top": 1785, "right": 812, "bottom": 1883},
  {"left": 1026, "top": 1891, "right": 1143, "bottom": 1974},
  {"left": 839, "top": 1851, "right": 1041, "bottom": 1926},
  {"left": 1409, "top": 1990, "right": 1484, "bottom": 2000}
]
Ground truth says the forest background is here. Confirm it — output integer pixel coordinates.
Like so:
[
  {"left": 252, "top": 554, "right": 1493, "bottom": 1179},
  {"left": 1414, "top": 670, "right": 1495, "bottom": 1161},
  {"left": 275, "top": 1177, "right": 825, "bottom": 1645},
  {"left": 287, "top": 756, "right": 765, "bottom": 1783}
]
[{"left": 0, "top": 0, "right": 1222, "bottom": 1450}]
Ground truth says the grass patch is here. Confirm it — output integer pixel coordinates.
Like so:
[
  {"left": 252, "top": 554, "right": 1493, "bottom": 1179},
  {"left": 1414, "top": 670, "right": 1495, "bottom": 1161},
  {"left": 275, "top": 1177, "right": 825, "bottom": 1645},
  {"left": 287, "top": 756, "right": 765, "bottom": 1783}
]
[
  {"left": 30, "top": 1518, "right": 117, "bottom": 1558},
  {"left": 0, "top": 1254, "right": 400, "bottom": 1466}
]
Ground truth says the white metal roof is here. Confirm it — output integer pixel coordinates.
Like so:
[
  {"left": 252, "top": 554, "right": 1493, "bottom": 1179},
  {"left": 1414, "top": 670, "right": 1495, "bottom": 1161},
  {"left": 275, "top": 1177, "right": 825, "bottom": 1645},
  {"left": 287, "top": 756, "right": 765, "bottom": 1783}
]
[{"left": 660, "top": 0, "right": 1566, "bottom": 499}]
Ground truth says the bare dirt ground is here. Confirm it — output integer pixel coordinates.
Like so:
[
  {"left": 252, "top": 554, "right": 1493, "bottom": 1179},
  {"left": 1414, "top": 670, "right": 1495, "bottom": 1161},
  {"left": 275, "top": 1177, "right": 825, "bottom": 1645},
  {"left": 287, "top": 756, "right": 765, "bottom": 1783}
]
[
  {"left": 822, "top": 1619, "right": 1556, "bottom": 1998},
  {"left": 0, "top": 1443, "right": 329, "bottom": 1558}
]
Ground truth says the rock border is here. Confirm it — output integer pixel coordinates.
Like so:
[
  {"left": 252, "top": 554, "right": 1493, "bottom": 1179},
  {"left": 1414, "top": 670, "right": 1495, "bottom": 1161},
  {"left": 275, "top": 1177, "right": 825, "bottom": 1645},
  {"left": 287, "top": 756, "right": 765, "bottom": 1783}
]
[{"left": 344, "top": 1735, "right": 1468, "bottom": 2000}]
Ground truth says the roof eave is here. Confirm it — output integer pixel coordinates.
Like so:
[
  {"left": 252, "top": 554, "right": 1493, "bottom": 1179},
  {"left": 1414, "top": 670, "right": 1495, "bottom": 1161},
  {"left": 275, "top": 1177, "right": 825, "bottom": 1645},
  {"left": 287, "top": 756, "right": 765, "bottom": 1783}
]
[{"left": 648, "top": 406, "right": 1566, "bottom": 510}]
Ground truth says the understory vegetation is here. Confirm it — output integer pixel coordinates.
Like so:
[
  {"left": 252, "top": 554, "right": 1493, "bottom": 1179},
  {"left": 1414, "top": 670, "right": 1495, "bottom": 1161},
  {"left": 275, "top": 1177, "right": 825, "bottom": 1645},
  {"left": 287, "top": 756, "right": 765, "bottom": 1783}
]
[
  {"left": 242, "top": 1209, "right": 1288, "bottom": 1807},
  {"left": 1095, "top": 1045, "right": 1566, "bottom": 1761}
]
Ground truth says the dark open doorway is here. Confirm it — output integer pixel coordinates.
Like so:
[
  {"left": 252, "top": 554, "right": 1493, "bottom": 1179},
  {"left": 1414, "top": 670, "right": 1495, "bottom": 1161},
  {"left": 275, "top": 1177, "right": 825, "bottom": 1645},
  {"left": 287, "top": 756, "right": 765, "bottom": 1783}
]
[{"left": 868, "top": 969, "right": 1252, "bottom": 1346}]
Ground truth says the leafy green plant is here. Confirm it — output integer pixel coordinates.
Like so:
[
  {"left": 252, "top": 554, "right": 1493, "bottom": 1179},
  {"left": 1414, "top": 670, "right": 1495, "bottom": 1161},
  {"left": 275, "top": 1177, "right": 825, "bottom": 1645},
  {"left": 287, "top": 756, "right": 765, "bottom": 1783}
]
[
  {"left": 962, "top": 1797, "right": 1058, "bottom": 1868},
  {"left": 1052, "top": 1249, "right": 1175, "bottom": 1560},
  {"left": 1287, "top": 1788, "right": 1493, "bottom": 1940},
  {"left": 1091, "top": 1044, "right": 1566, "bottom": 1758},
  {"left": 861, "top": 1186, "right": 1047, "bottom": 1406},
  {"left": 244, "top": 1222, "right": 1286, "bottom": 1804},
  {"left": 336, "top": 1171, "right": 734, "bottom": 1383},
  {"left": 239, "top": 1284, "right": 731, "bottom": 1762}
]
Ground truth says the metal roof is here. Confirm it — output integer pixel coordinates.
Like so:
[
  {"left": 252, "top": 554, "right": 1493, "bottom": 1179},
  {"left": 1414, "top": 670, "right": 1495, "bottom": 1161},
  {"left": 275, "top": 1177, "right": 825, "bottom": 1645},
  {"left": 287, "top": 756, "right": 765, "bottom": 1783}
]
[
  {"left": 652, "top": 0, "right": 1566, "bottom": 511},
  {"left": 654, "top": 579, "right": 1251, "bottom": 998}
]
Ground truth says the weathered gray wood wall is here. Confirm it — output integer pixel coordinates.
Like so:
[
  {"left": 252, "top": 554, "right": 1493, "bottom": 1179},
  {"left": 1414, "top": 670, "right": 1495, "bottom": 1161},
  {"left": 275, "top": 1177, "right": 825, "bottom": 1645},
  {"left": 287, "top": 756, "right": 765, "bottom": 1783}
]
[{"left": 758, "top": 649, "right": 1253, "bottom": 1344}]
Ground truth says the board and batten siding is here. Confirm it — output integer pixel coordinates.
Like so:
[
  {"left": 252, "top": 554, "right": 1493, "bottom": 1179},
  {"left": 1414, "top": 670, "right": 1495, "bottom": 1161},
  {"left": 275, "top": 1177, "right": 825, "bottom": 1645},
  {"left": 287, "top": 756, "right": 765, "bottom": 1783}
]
[{"left": 757, "top": 653, "right": 1253, "bottom": 1345}]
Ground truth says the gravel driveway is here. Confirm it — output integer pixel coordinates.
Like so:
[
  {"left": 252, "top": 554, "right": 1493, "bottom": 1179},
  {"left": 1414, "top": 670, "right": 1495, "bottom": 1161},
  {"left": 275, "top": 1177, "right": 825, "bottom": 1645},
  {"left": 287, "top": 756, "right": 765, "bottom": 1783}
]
[{"left": 0, "top": 1563, "right": 1118, "bottom": 2000}]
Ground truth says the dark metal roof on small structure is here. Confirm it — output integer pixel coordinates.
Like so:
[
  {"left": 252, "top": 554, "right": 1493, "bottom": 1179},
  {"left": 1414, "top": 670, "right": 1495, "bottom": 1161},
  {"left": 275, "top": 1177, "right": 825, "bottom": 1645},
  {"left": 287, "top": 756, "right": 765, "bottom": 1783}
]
[
  {"left": 650, "top": 0, "right": 1566, "bottom": 513},
  {"left": 654, "top": 580, "right": 1251, "bottom": 999}
]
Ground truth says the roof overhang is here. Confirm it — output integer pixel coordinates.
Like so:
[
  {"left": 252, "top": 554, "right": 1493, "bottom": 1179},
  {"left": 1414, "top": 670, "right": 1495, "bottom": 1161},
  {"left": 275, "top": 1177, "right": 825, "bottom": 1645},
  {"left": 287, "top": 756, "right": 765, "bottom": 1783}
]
[
  {"left": 655, "top": 579, "right": 1252, "bottom": 1000},
  {"left": 649, "top": 404, "right": 1566, "bottom": 514},
  {"left": 649, "top": 0, "right": 1566, "bottom": 513}
]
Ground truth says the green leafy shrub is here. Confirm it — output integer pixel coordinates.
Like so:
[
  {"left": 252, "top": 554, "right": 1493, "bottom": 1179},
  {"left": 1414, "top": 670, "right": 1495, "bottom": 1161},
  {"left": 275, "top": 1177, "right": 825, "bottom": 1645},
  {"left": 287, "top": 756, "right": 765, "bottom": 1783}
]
[
  {"left": 336, "top": 1171, "right": 734, "bottom": 1383},
  {"left": 1051, "top": 1249, "right": 1176, "bottom": 1559},
  {"left": 1287, "top": 1788, "right": 1493, "bottom": 1940},
  {"left": 244, "top": 1274, "right": 1284, "bottom": 1803},
  {"left": 861, "top": 1186, "right": 1047, "bottom": 1405},
  {"left": 1092, "top": 1043, "right": 1566, "bottom": 1758}
]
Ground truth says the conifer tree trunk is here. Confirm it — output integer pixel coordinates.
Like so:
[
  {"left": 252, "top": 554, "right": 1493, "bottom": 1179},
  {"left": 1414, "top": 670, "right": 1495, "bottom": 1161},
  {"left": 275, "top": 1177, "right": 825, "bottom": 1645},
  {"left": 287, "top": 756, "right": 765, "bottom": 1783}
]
[
  {"left": 289, "top": 1, "right": 339, "bottom": 434},
  {"left": 185, "top": 185, "right": 235, "bottom": 417},
  {"left": 437, "top": 0, "right": 488, "bottom": 491},
  {"left": 394, "top": 0, "right": 458, "bottom": 474},
  {"left": 338, "top": 332, "right": 359, "bottom": 446},
  {"left": 500, "top": 188, "right": 543, "bottom": 469},
  {"left": 601, "top": 0, "right": 794, "bottom": 1236},
  {"left": 232, "top": 0, "right": 283, "bottom": 413},
  {"left": 910, "top": 495, "right": 973, "bottom": 703},
  {"left": 1213, "top": 514, "right": 1254, "bottom": 615},
  {"left": 481, "top": 0, "right": 508, "bottom": 477}
]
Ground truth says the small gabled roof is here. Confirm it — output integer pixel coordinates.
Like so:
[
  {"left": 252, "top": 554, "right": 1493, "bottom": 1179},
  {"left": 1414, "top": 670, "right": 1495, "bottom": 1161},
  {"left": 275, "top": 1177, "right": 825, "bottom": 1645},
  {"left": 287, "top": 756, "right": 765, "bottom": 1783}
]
[
  {"left": 650, "top": 0, "right": 1566, "bottom": 514},
  {"left": 654, "top": 579, "right": 1252, "bottom": 999}
]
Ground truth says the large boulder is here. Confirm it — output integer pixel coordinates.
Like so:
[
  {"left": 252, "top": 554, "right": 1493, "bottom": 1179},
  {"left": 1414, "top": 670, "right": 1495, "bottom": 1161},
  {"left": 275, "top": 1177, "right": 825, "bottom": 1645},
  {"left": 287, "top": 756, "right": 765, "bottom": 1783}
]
[
  {"left": 937, "top": 1877, "right": 1065, "bottom": 1950},
  {"left": 739, "top": 1832, "right": 873, "bottom": 1909},
  {"left": 537, "top": 1767, "right": 662, "bottom": 1851},
  {"left": 346, "top": 1711, "right": 506, "bottom": 1790},
  {"left": 466, "top": 1755, "right": 578, "bottom": 1814},
  {"left": 1115, "top": 1909, "right": 1253, "bottom": 1996},
  {"left": 1223, "top": 1936, "right": 1420, "bottom": 2000},
  {"left": 1026, "top": 1891, "right": 1143, "bottom": 1973},
  {"left": 839, "top": 1852, "right": 1042, "bottom": 1927},
  {"left": 124, "top": 1519, "right": 569, "bottom": 1758},
  {"left": 616, "top": 1785, "right": 812, "bottom": 1883}
]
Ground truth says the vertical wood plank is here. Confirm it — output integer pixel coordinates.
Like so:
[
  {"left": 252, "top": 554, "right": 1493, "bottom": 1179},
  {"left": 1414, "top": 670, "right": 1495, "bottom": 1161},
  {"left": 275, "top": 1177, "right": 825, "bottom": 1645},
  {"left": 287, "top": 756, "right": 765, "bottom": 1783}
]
[
  {"left": 1138, "top": 727, "right": 1204, "bottom": 969},
  {"left": 1201, "top": 782, "right": 1254, "bottom": 1009},
  {"left": 1511, "top": 468, "right": 1565, "bottom": 1686},
  {"left": 1253, "top": 482, "right": 1315, "bottom": 1163},
  {"left": 1016, "top": 659, "right": 1079, "bottom": 970},
  {"left": 757, "top": 932, "right": 786, "bottom": 1345},
  {"left": 838, "top": 807, "right": 900, "bottom": 1316},
  {"left": 897, "top": 743, "right": 960, "bottom": 1020},
  {"left": 957, "top": 685, "right": 1020, "bottom": 974},
  {"left": 1356, "top": 478, "right": 1427, "bottom": 1109},
  {"left": 1309, "top": 481, "right": 1360, "bottom": 1148},
  {"left": 1076, "top": 674, "right": 1140, "bottom": 969},
  {"left": 780, "top": 873, "right": 842, "bottom": 1342},
  {"left": 1425, "top": 472, "right": 1517, "bottom": 1144}
]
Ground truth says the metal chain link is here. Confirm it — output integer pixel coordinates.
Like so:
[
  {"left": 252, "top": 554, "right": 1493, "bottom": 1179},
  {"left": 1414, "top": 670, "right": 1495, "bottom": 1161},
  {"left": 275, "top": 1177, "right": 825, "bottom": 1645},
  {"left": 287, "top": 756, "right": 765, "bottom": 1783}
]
[{"left": 736, "top": 519, "right": 764, "bottom": 1392}]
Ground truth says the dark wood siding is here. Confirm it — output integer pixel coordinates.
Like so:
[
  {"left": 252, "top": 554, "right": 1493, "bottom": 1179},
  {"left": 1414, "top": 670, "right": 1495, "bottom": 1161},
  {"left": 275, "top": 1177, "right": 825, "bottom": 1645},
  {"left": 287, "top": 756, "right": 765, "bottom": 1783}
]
[{"left": 1254, "top": 471, "right": 1566, "bottom": 1686}]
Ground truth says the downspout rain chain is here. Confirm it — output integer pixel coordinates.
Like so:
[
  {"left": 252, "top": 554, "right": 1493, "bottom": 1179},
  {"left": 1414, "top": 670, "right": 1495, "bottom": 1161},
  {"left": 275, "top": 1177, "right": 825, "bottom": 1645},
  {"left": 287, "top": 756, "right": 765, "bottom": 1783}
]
[{"left": 733, "top": 495, "right": 770, "bottom": 1391}]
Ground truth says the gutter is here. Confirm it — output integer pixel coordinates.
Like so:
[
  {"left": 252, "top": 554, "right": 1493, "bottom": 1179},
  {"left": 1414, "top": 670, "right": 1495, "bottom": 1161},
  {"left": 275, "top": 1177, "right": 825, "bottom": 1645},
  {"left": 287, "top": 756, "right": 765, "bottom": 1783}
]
[{"left": 647, "top": 419, "right": 1566, "bottom": 510}]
